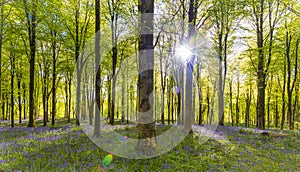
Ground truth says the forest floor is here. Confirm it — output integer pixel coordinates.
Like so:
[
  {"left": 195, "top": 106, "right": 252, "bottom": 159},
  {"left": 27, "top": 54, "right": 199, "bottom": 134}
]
[{"left": 0, "top": 119, "right": 299, "bottom": 171}]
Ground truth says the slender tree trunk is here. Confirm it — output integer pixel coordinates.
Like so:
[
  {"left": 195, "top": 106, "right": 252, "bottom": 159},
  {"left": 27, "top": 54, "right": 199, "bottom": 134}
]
[
  {"left": 159, "top": 47, "right": 165, "bottom": 125},
  {"left": 68, "top": 75, "right": 72, "bottom": 123},
  {"left": 10, "top": 55, "right": 15, "bottom": 127},
  {"left": 121, "top": 74, "right": 125, "bottom": 123},
  {"left": 107, "top": 76, "right": 111, "bottom": 121},
  {"left": 22, "top": 83, "right": 26, "bottom": 119},
  {"left": 206, "top": 84, "right": 210, "bottom": 124},
  {"left": 51, "top": 31, "right": 57, "bottom": 126},
  {"left": 64, "top": 79, "right": 68, "bottom": 120},
  {"left": 280, "top": 69, "right": 286, "bottom": 130},
  {"left": 245, "top": 89, "right": 251, "bottom": 128},
  {"left": 267, "top": 85, "right": 271, "bottom": 128},
  {"left": 17, "top": 77, "right": 22, "bottom": 124},
  {"left": 229, "top": 80, "right": 234, "bottom": 126},
  {"left": 167, "top": 81, "right": 170, "bottom": 125},
  {"left": 275, "top": 91, "right": 278, "bottom": 128},
  {"left": 236, "top": 78, "right": 240, "bottom": 126},
  {"left": 43, "top": 82, "right": 46, "bottom": 126}
]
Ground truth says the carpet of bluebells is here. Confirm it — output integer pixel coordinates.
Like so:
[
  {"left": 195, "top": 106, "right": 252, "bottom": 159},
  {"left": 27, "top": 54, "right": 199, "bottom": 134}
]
[{"left": 0, "top": 120, "right": 299, "bottom": 171}]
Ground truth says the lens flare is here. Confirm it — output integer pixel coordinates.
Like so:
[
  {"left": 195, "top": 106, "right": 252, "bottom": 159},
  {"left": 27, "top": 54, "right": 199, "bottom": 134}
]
[{"left": 175, "top": 45, "right": 193, "bottom": 63}]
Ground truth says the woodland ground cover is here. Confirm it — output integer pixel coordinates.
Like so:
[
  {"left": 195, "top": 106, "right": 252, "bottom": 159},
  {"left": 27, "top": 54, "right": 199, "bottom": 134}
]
[{"left": 0, "top": 119, "right": 299, "bottom": 172}]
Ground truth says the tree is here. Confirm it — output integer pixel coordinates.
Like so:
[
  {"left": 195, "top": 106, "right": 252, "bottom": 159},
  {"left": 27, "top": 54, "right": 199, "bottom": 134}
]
[
  {"left": 9, "top": 42, "right": 15, "bottom": 127},
  {"left": 61, "top": 0, "right": 93, "bottom": 126},
  {"left": 93, "top": 0, "right": 101, "bottom": 137},
  {"left": 23, "top": 0, "right": 37, "bottom": 127},
  {"left": 137, "top": 0, "right": 156, "bottom": 156},
  {"left": 250, "top": 0, "right": 266, "bottom": 130},
  {"left": 183, "top": 0, "right": 196, "bottom": 132}
]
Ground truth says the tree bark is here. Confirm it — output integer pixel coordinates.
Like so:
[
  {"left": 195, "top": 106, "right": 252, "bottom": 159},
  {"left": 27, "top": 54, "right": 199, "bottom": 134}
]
[
  {"left": 24, "top": 0, "right": 37, "bottom": 127},
  {"left": 255, "top": 0, "right": 265, "bottom": 130},
  {"left": 245, "top": 88, "right": 252, "bottom": 128},
  {"left": 51, "top": 30, "right": 57, "bottom": 126},
  {"left": 137, "top": 0, "right": 156, "bottom": 156},
  {"left": 10, "top": 53, "right": 15, "bottom": 127},
  {"left": 94, "top": 0, "right": 101, "bottom": 137},
  {"left": 236, "top": 78, "right": 240, "bottom": 126},
  {"left": 17, "top": 76, "right": 22, "bottom": 124},
  {"left": 22, "top": 83, "right": 26, "bottom": 119}
]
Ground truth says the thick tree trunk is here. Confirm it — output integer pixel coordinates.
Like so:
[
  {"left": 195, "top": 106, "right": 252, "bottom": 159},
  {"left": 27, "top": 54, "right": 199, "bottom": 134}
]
[
  {"left": 26, "top": 0, "right": 37, "bottom": 127},
  {"left": 218, "top": 32, "right": 224, "bottom": 126},
  {"left": 75, "top": 0, "right": 80, "bottom": 126},
  {"left": 94, "top": 0, "right": 101, "bottom": 137},
  {"left": 137, "top": 0, "right": 156, "bottom": 156},
  {"left": 256, "top": 0, "right": 265, "bottom": 130}
]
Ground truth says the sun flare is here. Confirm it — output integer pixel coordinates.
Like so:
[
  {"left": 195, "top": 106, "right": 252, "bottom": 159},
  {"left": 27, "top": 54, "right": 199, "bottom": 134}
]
[{"left": 175, "top": 45, "right": 193, "bottom": 63}]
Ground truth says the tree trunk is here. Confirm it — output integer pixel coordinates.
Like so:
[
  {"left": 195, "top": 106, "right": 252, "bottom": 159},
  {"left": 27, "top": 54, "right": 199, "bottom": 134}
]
[
  {"left": 17, "top": 76, "right": 22, "bottom": 124},
  {"left": 218, "top": 30, "right": 224, "bottom": 126},
  {"left": 275, "top": 91, "right": 278, "bottom": 128},
  {"left": 121, "top": 74, "right": 125, "bottom": 123},
  {"left": 68, "top": 75, "right": 72, "bottom": 123},
  {"left": 206, "top": 84, "right": 210, "bottom": 124},
  {"left": 229, "top": 80, "right": 234, "bottom": 126},
  {"left": 256, "top": 0, "right": 265, "bottom": 130},
  {"left": 75, "top": 0, "right": 81, "bottom": 126},
  {"left": 22, "top": 83, "right": 26, "bottom": 119},
  {"left": 94, "top": 0, "right": 101, "bottom": 137},
  {"left": 267, "top": 87, "right": 271, "bottom": 128},
  {"left": 64, "top": 79, "right": 68, "bottom": 120},
  {"left": 25, "top": 0, "right": 37, "bottom": 127},
  {"left": 167, "top": 81, "right": 171, "bottom": 125},
  {"left": 10, "top": 54, "right": 15, "bottom": 127},
  {"left": 245, "top": 89, "right": 251, "bottom": 128},
  {"left": 159, "top": 45, "right": 165, "bottom": 125},
  {"left": 280, "top": 68, "right": 286, "bottom": 130},
  {"left": 236, "top": 78, "right": 240, "bottom": 126},
  {"left": 51, "top": 30, "right": 57, "bottom": 126},
  {"left": 137, "top": 0, "right": 156, "bottom": 156}
]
